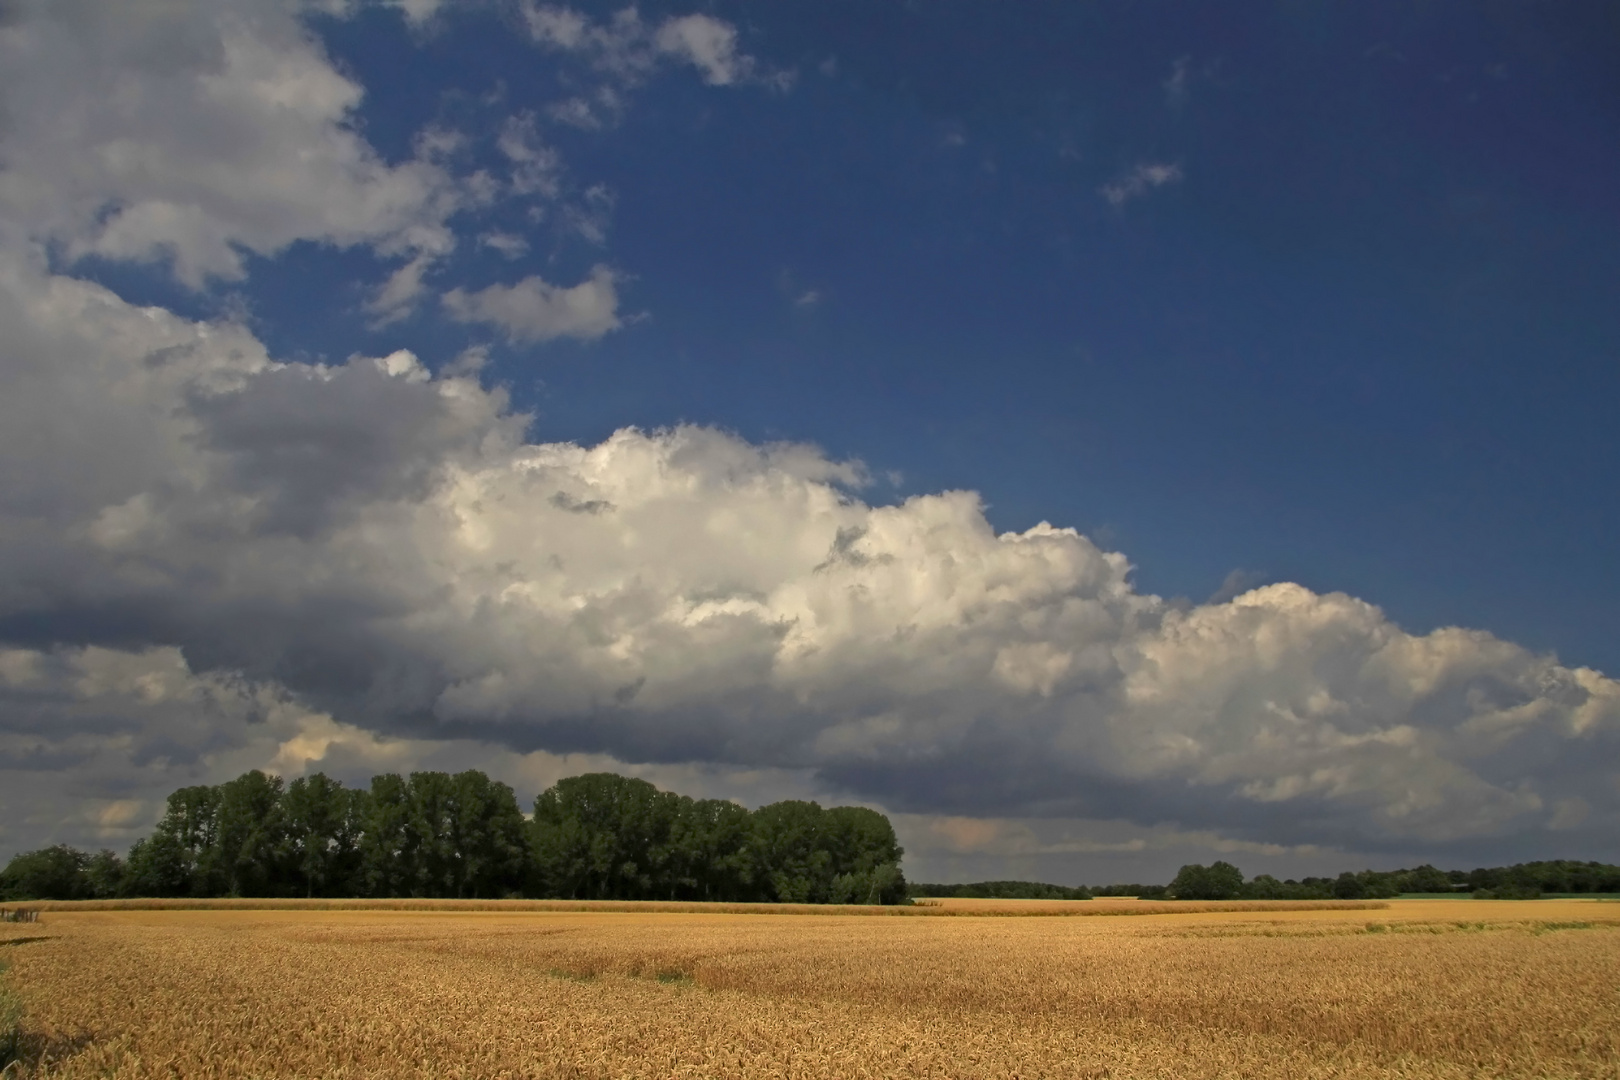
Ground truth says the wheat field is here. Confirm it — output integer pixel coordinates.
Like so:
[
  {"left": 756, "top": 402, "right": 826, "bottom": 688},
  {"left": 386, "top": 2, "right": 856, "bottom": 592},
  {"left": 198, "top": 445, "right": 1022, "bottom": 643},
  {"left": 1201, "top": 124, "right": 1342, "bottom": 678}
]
[
  {"left": 6, "top": 897, "right": 1387, "bottom": 916},
  {"left": 2, "top": 899, "right": 1617, "bottom": 1078}
]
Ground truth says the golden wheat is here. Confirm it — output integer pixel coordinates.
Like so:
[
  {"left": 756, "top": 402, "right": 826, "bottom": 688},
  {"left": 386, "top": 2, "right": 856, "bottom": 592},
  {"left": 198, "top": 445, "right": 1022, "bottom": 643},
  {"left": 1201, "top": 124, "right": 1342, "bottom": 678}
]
[
  {"left": 3, "top": 899, "right": 1617, "bottom": 1078},
  {"left": 5, "top": 896, "right": 1388, "bottom": 916}
]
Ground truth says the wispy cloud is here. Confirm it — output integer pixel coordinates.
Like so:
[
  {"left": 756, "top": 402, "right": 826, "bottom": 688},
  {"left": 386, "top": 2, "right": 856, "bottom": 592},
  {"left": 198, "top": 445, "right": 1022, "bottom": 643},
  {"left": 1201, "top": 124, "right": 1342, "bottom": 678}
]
[
  {"left": 520, "top": 5, "right": 792, "bottom": 96},
  {"left": 478, "top": 231, "right": 530, "bottom": 259},
  {"left": 1164, "top": 56, "right": 1191, "bottom": 108},
  {"left": 1100, "top": 162, "right": 1183, "bottom": 207}
]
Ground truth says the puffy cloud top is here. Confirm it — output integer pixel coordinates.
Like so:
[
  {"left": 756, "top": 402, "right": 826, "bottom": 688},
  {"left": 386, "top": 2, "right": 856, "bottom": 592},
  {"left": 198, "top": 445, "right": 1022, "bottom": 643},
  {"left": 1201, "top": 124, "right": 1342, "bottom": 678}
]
[
  {"left": 0, "top": 0, "right": 462, "bottom": 284},
  {"left": 1, "top": 255, "right": 1615, "bottom": 859},
  {"left": 442, "top": 266, "right": 622, "bottom": 343}
]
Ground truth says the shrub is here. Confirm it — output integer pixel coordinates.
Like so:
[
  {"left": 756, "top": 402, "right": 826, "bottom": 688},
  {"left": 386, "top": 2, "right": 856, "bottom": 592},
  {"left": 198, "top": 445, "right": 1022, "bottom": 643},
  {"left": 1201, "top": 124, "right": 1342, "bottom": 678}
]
[
  {"left": 1169, "top": 862, "right": 1244, "bottom": 901},
  {"left": 0, "top": 845, "right": 90, "bottom": 901},
  {"left": 1474, "top": 883, "right": 1543, "bottom": 900}
]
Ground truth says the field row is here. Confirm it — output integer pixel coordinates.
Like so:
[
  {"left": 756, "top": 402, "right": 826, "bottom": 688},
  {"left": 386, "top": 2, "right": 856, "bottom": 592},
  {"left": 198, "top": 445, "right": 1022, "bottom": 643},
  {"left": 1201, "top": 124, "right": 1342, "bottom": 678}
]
[
  {"left": 2, "top": 895, "right": 1389, "bottom": 917},
  {"left": 2, "top": 899, "right": 1617, "bottom": 1078}
]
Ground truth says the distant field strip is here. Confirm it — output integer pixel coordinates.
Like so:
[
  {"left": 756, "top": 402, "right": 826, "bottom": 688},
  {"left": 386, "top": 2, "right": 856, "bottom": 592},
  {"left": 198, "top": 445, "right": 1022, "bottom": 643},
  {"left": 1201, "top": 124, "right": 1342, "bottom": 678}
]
[
  {"left": 2, "top": 900, "right": 1616, "bottom": 1078},
  {"left": 1, "top": 896, "right": 1390, "bottom": 916}
]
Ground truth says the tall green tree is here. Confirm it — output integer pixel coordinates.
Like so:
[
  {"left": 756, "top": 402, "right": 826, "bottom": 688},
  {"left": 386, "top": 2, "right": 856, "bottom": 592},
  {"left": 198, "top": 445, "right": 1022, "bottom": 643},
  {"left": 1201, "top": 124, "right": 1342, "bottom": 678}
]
[
  {"left": 123, "top": 829, "right": 194, "bottom": 897},
  {"left": 668, "top": 798, "right": 755, "bottom": 901},
  {"left": 84, "top": 849, "right": 125, "bottom": 899},
  {"left": 357, "top": 773, "right": 412, "bottom": 898},
  {"left": 821, "top": 806, "right": 907, "bottom": 904},
  {"left": 283, "top": 773, "right": 357, "bottom": 898},
  {"left": 446, "top": 770, "right": 529, "bottom": 899},
  {"left": 406, "top": 772, "right": 459, "bottom": 897},
  {"left": 750, "top": 800, "right": 832, "bottom": 903},
  {"left": 530, "top": 773, "right": 681, "bottom": 900},
  {"left": 126, "top": 784, "right": 222, "bottom": 896},
  {"left": 203, "top": 770, "right": 286, "bottom": 897}
]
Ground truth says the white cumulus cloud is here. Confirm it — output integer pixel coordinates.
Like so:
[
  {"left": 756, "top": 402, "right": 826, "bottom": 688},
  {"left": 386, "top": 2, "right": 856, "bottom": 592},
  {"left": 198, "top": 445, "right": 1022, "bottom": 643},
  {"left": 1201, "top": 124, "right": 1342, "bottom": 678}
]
[
  {"left": 0, "top": 0, "right": 464, "bottom": 286},
  {"left": 0, "top": 251, "right": 1615, "bottom": 865},
  {"left": 441, "top": 265, "right": 622, "bottom": 343},
  {"left": 654, "top": 14, "right": 751, "bottom": 86}
]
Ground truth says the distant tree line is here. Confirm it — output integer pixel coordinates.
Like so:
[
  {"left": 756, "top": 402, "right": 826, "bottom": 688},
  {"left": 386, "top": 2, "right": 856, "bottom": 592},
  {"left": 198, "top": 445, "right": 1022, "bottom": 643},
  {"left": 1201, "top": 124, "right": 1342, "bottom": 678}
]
[
  {"left": 906, "top": 859, "right": 1620, "bottom": 902},
  {"left": 1088, "top": 882, "right": 1171, "bottom": 900},
  {"left": 908, "top": 880, "right": 1094, "bottom": 901},
  {"left": 0, "top": 771, "right": 908, "bottom": 905},
  {"left": 1161, "top": 860, "right": 1620, "bottom": 901},
  {"left": 9, "top": 774, "right": 1615, "bottom": 905}
]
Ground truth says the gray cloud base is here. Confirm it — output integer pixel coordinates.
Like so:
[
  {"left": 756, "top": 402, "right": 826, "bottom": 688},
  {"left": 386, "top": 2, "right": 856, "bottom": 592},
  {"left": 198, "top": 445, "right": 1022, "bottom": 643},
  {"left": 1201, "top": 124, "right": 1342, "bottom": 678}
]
[{"left": 1, "top": 255, "right": 1615, "bottom": 864}]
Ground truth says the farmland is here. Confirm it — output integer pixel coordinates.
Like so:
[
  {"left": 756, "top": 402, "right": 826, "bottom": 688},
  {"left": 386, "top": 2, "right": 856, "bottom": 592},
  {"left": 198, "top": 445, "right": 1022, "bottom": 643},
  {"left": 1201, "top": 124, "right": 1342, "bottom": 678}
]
[{"left": 3, "top": 899, "right": 1618, "bottom": 1078}]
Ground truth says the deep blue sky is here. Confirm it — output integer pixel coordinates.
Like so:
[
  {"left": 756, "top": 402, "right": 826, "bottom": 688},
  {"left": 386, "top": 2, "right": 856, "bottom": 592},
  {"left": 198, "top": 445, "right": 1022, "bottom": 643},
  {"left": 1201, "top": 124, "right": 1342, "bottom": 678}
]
[{"left": 85, "top": 0, "right": 1620, "bottom": 674}]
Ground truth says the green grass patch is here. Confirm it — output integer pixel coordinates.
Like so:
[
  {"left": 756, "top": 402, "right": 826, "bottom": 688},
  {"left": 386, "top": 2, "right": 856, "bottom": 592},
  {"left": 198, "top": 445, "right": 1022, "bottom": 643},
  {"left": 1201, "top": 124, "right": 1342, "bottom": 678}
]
[
  {"left": 1530, "top": 921, "right": 1595, "bottom": 935},
  {"left": 1540, "top": 893, "right": 1620, "bottom": 900}
]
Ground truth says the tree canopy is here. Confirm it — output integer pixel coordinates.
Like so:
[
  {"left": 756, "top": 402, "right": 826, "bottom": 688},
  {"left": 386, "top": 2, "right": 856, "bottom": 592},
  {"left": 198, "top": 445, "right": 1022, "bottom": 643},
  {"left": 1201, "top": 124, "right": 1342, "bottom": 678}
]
[
  {"left": 8, "top": 777, "right": 1614, "bottom": 906},
  {"left": 907, "top": 880, "right": 1093, "bottom": 901},
  {"left": 1, "top": 770, "right": 908, "bottom": 904}
]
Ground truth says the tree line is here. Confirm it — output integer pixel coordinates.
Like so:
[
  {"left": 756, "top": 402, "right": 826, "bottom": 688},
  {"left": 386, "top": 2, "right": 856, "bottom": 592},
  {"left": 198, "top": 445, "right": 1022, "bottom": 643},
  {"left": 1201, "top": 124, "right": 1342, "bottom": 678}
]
[
  {"left": 8, "top": 774, "right": 1614, "bottom": 905},
  {"left": 907, "top": 880, "right": 1094, "bottom": 901},
  {"left": 0, "top": 771, "right": 908, "bottom": 904},
  {"left": 908, "top": 859, "right": 1620, "bottom": 902},
  {"left": 1153, "top": 859, "right": 1620, "bottom": 901}
]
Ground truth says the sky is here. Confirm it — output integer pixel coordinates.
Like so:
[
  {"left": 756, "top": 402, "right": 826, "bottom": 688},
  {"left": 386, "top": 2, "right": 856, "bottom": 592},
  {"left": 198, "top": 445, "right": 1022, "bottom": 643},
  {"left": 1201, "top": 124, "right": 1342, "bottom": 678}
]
[{"left": 1, "top": 0, "right": 1617, "bottom": 885}]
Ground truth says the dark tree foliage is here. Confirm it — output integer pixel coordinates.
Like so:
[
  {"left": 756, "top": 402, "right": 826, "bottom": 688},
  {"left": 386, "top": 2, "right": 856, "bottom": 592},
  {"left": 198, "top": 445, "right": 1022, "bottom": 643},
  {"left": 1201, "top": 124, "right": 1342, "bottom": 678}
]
[
  {"left": 282, "top": 773, "right": 361, "bottom": 898},
  {"left": 529, "top": 774, "right": 907, "bottom": 903},
  {"left": 125, "top": 784, "right": 222, "bottom": 897},
  {"left": 447, "top": 771, "right": 530, "bottom": 900},
  {"left": 669, "top": 798, "right": 755, "bottom": 901},
  {"left": 84, "top": 849, "right": 125, "bottom": 899},
  {"left": 531, "top": 773, "right": 682, "bottom": 900},
  {"left": 120, "top": 834, "right": 184, "bottom": 897},
  {"left": 907, "top": 881, "right": 1093, "bottom": 900},
  {"left": 1089, "top": 883, "right": 1169, "bottom": 899},
  {"left": 0, "top": 845, "right": 92, "bottom": 901},
  {"left": 1332, "top": 872, "right": 1368, "bottom": 899},
  {"left": 403, "top": 771, "right": 459, "bottom": 897},
  {"left": 13, "top": 777, "right": 1614, "bottom": 905},
  {"left": 748, "top": 800, "right": 827, "bottom": 902},
  {"left": 205, "top": 769, "right": 286, "bottom": 897},
  {"left": 1460, "top": 860, "right": 1620, "bottom": 895},
  {"left": 0, "top": 770, "right": 908, "bottom": 904},
  {"left": 1396, "top": 864, "right": 1455, "bottom": 894},
  {"left": 357, "top": 772, "right": 413, "bottom": 898},
  {"left": 1168, "top": 861, "right": 1245, "bottom": 900},
  {"left": 822, "top": 806, "right": 908, "bottom": 904},
  {"left": 1101, "top": 860, "right": 1620, "bottom": 902}
]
